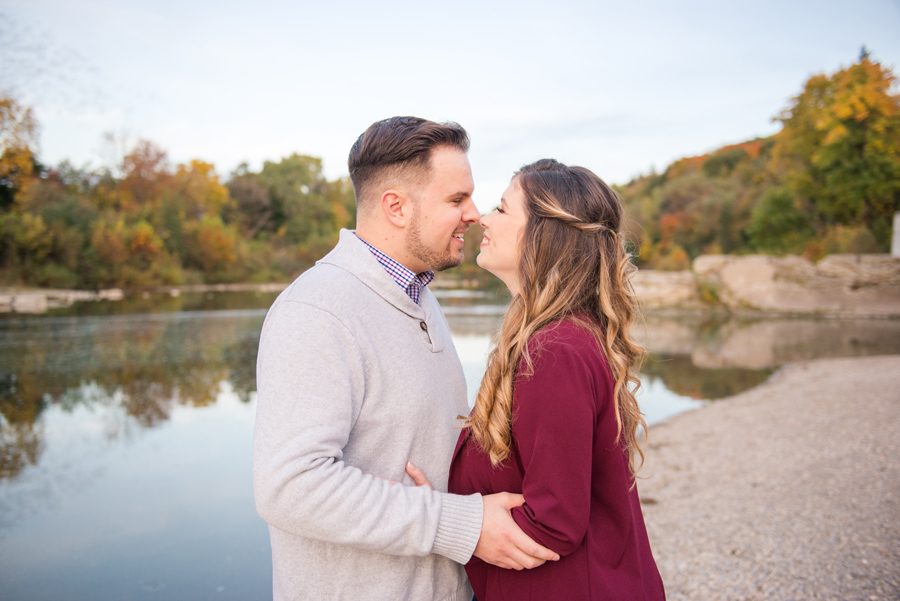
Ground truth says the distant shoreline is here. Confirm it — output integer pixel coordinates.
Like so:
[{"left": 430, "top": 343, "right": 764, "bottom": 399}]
[
  {"left": 3, "top": 252, "right": 899, "bottom": 317},
  {"left": 0, "top": 283, "right": 289, "bottom": 313},
  {"left": 0, "top": 272, "right": 499, "bottom": 314}
]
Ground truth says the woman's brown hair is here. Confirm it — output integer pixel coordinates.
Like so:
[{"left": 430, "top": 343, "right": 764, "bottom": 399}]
[{"left": 464, "top": 159, "right": 647, "bottom": 476}]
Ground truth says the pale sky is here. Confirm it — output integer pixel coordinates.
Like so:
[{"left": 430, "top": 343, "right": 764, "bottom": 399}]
[{"left": 2, "top": 0, "right": 899, "bottom": 211}]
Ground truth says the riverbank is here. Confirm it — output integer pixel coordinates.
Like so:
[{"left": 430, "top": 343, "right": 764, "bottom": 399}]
[{"left": 640, "top": 355, "right": 900, "bottom": 600}]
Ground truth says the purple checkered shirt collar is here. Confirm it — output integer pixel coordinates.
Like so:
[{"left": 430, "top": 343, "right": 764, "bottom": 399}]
[{"left": 356, "top": 234, "right": 434, "bottom": 305}]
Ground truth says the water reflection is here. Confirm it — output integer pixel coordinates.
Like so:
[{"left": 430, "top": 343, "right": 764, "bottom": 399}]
[
  {"left": 3, "top": 300, "right": 899, "bottom": 484},
  {"left": 1, "top": 293, "right": 898, "bottom": 600},
  {"left": 0, "top": 310, "right": 264, "bottom": 481},
  {"left": 638, "top": 314, "right": 900, "bottom": 371},
  {"left": 641, "top": 354, "right": 773, "bottom": 400}
]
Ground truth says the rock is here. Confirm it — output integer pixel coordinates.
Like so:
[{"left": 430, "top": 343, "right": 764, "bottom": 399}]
[
  {"left": 689, "top": 254, "right": 900, "bottom": 317},
  {"left": 633, "top": 270, "right": 701, "bottom": 310},
  {"left": 11, "top": 294, "right": 48, "bottom": 313},
  {"left": 98, "top": 289, "right": 124, "bottom": 301}
]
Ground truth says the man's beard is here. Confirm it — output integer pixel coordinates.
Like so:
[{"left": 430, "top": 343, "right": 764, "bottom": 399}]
[{"left": 406, "top": 207, "right": 464, "bottom": 272}]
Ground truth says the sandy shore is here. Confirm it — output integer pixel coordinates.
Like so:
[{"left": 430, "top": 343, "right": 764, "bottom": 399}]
[{"left": 639, "top": 355, "right": 900, "bottom": 600}]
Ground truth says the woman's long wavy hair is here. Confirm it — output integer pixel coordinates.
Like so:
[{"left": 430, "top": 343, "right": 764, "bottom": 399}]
[{"left": 464, "top": 159, "right": 647, "bottom": 477}]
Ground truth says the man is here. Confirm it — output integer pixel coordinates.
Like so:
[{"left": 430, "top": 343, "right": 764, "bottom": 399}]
[{"left": 253, "top": 117, "right": 557, "bottom": 601}]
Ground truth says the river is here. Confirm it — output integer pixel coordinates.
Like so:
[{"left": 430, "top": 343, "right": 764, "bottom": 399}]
[{"left": 1, "top": 289, "right": 898, "bottom": 600}]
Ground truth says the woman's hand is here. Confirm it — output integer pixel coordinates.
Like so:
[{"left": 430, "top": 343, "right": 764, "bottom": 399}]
[{"left": 405, "top": 461, "right": 434, "bottom": 490}]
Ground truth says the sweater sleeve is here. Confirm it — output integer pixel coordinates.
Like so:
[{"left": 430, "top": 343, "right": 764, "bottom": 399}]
[
  {"left": 509, "top": 328, "right": 607, "bottom": 556},
  {"left": 252, "top": 299, "right": 483, "bottom": 563}
]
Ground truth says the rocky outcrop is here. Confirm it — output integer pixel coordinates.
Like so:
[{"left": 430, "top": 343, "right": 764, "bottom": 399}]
[
  {"left": 634, "top": 254, "right": 900, "bottom": 318},
  {"left": 631, "top": 270, "right": 704, "bottom": 311},
  {"left": 693, "top": 254, "right": 900, "bottom": 317}
]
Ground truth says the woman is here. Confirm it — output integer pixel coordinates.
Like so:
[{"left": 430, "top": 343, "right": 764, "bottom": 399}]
[{"left": 449, "top": 159, "right": 665, "bottom": 600}]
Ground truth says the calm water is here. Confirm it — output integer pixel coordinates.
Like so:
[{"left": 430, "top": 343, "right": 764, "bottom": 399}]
[{"left": 1, "top": 290, "right": 898, "bottom": 601}]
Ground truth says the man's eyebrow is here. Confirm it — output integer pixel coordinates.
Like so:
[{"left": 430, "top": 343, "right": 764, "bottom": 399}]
[{"left": 449, "top": 191, "right": 472, "bottom": 199}]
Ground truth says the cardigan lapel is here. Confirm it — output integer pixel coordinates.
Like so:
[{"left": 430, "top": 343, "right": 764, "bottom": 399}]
[{"left": 317, "top": 229, "right": 426, "bottom": 321}]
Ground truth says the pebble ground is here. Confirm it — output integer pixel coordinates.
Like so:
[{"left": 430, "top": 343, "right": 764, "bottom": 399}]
[{"left": 639, "top": 355, "right": 900, "bottom": 601}]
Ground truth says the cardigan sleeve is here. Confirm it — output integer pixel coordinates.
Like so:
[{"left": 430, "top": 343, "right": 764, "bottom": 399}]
[
  {"left": 509, "top": 326, "right": 610, "bottom": 556},
  {"left": 252, "top": 299, "right": 483, "bottom": 563}
]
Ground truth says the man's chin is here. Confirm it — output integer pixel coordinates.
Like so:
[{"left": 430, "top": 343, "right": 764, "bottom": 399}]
[{"left": 433, "top": 253, "right": 464, "bottom": 272}]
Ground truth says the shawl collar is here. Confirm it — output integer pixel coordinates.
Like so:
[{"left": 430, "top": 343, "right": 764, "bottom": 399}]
[{"left": 317, "top": 229, "right": 428, "bottom": 320}]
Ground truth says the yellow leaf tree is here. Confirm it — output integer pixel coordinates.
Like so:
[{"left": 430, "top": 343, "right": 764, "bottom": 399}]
[
  {"left": 770, "top": 51, "right": 900, "bottom": 246},
  {"left": 0, "top": 93, "right": 39, "bottom": 209}
]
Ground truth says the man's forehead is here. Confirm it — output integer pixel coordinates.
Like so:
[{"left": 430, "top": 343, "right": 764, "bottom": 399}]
[
  {"left": 427, "top": 150, "right": 473, "bottom": 187},
  {"left": 429, "top": 147, "right": 471, "bottom": 170}
]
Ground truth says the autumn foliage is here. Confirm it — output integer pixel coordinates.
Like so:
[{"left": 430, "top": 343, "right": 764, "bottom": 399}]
[
  {"left": 1, "top": 52, "right": 898, "bottom": 287},
  {"left": 618, "top": 52, "right": 899, "bottom": 268},
  {"left": 0, "top": 114, "right": 356, "bottom": 288}
]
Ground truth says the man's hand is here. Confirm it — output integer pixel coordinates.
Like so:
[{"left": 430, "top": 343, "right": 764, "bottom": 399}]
[
  {"left": 474, "top": 493, "right": 560, "bottom": 570},
  {"left": 405, "top": 462, "right": 434, "bottom": 490},
  {"left": 405, "top": 463, "right": 557, "bottom": 569}
]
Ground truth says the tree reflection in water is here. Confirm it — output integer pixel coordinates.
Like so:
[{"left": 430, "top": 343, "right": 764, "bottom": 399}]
[
  {"left": 0, "top": 308, "right": 264, "bottom": 481},
  {"left": 641, "top": 354, "right": 773, "bottom": 400},
  {"left": 3, "top": 293, "right": 900, "bottom": 484}
]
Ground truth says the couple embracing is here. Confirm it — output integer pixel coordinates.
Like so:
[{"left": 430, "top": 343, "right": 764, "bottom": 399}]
[{"left": 253, "top": 117, "right": 665, "bottom": 601}]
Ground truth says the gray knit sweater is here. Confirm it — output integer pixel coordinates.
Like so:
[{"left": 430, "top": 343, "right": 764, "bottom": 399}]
[{"left": 253, "top": 230, "right": 484, "bottom": 601}]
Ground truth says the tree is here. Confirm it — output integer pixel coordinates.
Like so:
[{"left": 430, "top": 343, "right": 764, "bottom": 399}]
[
  {"left": 118, "top": 140, "right": 172, "bottom": 211},
  {"left": 184, "top": 217, "right": 238, "bottom": 273},
  {"left": 0, "top": 93, "right": 39, "bottom": 209},
  {"left": 227, "top": 169, "right": 274, "bottom": 238},
  {"left": 173, "top": 160, "right": 231, "bottom": 221},
  {"left": 746, "top": 186, "right": 815, "bottom": 253},
  {"left": 771, "top": 55, "right": 900, "bottom": 246},
  {"left": 255, "top": 154, "right": 349, "bottom": 252}
]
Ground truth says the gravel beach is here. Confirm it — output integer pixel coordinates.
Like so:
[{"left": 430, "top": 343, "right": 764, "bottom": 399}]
[{"left": 639, "top": 355, "right": 900, "bottom": 601}]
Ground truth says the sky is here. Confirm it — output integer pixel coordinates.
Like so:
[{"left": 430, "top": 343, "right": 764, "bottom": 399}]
[{"left": 2, "top": 0, "right": 899, "bottom": 211}]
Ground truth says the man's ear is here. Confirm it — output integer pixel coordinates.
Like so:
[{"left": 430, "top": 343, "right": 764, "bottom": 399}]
[{"left": 380, "top": 189, "right": 412, "bottom": 228}]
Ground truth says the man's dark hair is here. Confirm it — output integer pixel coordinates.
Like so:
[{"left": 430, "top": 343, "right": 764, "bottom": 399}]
[{"left": 348, "top": 116, "right": 470, "bottom": 207}]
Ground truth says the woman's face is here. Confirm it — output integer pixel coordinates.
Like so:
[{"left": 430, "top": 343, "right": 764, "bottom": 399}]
[{"left": 477, "top": 180, "right": 529, "bottom": 294}]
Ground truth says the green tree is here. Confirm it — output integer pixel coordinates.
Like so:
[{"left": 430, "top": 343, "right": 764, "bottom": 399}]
[
  {"left": 257, "top": 154, "right": 335, "bottom": 242},
  {"left": 226, "top": 167, "right": 274, "bottom": 238},
  {"left": 746, "top": 187, "right": 815, "bottom": 253}
]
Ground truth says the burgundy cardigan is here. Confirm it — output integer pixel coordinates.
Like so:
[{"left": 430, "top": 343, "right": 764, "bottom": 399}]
[{"left": 449, "top": 320, "right": 665, "bottom": 601}]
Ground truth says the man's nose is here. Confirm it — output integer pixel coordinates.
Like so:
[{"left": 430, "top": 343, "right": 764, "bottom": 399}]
[{"left": 461, "top": 197, "right": 480, "bottom": 224}]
